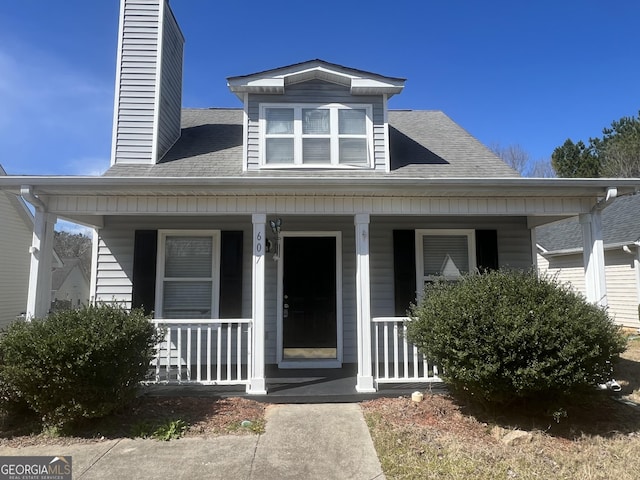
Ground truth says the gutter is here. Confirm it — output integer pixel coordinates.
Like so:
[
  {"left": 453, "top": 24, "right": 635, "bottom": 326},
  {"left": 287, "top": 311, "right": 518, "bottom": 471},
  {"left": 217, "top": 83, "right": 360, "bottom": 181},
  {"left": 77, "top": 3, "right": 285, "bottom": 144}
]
[{"left": 20, "top": 185, "right": 46, "bottom": 211}]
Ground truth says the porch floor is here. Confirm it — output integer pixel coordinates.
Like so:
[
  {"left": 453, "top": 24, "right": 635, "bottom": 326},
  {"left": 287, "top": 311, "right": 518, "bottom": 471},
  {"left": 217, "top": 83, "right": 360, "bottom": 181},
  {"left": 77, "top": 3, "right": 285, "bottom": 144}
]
[{"left": 142, "top": 364, "right": 446, "bottom": 403}]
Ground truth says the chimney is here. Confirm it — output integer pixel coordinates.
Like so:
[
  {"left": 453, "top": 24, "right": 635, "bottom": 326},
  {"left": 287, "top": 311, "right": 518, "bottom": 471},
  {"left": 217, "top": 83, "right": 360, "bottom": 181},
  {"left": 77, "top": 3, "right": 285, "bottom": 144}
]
[{"left": 110, "top": 0, "right": 184, "bottom": 165}]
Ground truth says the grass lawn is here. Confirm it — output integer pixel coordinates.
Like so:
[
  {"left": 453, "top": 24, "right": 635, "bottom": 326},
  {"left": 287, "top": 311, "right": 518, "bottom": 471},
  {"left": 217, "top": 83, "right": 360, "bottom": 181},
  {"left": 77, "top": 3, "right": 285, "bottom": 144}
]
[{"left": 363, "top": 335, "right": 640, "bottom": 480}]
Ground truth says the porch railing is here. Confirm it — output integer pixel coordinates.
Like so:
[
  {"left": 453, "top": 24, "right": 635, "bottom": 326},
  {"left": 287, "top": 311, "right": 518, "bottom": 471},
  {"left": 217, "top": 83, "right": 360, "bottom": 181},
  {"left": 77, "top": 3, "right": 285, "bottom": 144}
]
[
  {"left": 372, "top": 317, "right": 441, "bottom": 385},
  {"left": 150, "top": 319, "right": 252, "bottom": 385}
]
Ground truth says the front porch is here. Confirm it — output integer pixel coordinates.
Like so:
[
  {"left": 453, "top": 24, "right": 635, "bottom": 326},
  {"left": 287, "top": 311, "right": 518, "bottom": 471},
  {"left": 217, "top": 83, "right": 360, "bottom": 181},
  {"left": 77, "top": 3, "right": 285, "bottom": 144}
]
[
  {"left": 142, "top": 364, "right": 446, "bottom": 403},
  {"left": 3, "top": 177, "right": 635, "bottom": 398},
  {"left": 148, "top": 316, "right": 442, "bottom": 396}
]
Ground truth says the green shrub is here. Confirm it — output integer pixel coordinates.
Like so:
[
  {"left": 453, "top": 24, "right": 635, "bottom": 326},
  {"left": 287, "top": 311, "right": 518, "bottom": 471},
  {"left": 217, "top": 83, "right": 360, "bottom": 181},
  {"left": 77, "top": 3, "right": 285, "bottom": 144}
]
[
  {"left": 406, "top": 269, "right": 626, "bottom": 405},
  {"left": 0, "top": 304, "right": 160, "bottom": 428}
]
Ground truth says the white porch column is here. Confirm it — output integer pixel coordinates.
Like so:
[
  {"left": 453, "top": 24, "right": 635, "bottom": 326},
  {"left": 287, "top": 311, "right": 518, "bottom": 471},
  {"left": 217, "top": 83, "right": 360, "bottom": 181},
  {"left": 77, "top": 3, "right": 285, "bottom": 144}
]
[
  {"left": 26, "top": 208, "right": 57, "bottom": 319},
  {"left": 355, "top": 213, "right": 375, "bottom": 392},
  {"left": 248, "top": 213, "right": 267, "bottom": 394},
  {"left": 579, "top": 211, "right": 608, "bottom": 308}
]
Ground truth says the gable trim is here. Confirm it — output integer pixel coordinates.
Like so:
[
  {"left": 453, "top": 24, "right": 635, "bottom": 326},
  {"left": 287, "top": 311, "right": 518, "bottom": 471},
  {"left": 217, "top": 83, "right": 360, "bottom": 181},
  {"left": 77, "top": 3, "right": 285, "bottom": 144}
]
[{"left": 228, "top": 60, "right": 405, "bottom": 100}]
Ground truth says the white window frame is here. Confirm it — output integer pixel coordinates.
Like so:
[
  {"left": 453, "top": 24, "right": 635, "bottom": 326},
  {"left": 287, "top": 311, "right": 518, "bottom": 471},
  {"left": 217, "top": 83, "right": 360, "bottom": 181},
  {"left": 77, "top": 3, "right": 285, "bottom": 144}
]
[
  {"left": 259, "top": 103, "right": 374, "bottom": 168},
  {"left": 415, "top": 229, "right": 477, "bottom": 300},
  {"left": 154, "top": 230, "right": 221, "bottom": 319}
]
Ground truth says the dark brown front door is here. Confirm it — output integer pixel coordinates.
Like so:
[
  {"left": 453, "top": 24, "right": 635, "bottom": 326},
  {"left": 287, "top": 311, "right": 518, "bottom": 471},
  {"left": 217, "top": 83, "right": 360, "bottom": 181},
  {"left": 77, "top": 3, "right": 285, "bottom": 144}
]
[{"left": 282, "top": 236, "right": 337, "bottom": 360}]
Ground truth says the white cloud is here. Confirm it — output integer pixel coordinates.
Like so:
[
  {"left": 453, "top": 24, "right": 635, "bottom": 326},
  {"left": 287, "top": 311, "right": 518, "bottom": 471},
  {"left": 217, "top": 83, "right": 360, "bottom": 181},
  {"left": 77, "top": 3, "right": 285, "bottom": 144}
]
[{"left": 66, "top": 156, "right": 110, "bottom": 176}]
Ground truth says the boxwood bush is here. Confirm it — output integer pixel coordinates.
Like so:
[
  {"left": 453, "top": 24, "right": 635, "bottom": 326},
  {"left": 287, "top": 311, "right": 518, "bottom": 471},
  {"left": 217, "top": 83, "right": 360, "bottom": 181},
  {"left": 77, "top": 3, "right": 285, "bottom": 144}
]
[
  {"left": 406, "top": 269, "right": 626, "bottom": 405},
  {"left": 0, "top": 304, "right": 160, "bottom": 428}
]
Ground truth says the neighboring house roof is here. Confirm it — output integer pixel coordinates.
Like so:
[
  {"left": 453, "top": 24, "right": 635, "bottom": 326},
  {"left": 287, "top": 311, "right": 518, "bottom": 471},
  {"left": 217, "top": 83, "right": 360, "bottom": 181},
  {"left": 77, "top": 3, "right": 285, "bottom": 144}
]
[
  {"left": 51, "top": 258, "right": 88, "bottom": 291},
  {"left": 537, "top": 193, "right": 640, "bottom": 253},
  {"left": 104, "top": 108, "right": 518, "bottom": 179}
]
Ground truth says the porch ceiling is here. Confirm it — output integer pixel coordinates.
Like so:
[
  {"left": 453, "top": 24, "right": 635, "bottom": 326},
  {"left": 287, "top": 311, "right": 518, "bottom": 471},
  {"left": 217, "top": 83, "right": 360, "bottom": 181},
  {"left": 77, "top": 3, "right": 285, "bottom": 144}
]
[{"left": 1, "top": 176, "right": 638, "bottom": 198}]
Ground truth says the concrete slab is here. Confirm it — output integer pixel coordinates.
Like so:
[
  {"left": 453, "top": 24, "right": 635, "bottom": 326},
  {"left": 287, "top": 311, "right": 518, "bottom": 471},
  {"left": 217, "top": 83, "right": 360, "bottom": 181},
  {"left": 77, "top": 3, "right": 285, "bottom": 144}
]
[
  {"left": 0, "top": 440, "right": 120, "bottom": 476},
  {"left": 250, "top": 403, "right": 385, "bottom": 480},
  {"left": 0, "top": 404, "right": 386, "bottom": 479}
]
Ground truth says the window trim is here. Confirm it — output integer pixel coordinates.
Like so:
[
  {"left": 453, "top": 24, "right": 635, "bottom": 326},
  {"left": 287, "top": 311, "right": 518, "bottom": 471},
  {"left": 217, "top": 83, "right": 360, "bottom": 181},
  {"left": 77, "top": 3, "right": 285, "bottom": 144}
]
[
  {"left": 154, "top": 230, "right": 221, "bottom": 319},
  {"left": 259, "top": 103, "right": 374, "bottom": 168},
  {"left": 415, "top": 229, "right": 477, "bottom": 300}
]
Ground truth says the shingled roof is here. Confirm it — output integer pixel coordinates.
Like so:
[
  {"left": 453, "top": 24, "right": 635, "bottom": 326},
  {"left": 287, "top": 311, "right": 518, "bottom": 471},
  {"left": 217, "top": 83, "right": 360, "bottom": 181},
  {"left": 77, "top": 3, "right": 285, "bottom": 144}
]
[
  {"left": 104, "top": 108, "right": 518, "bottom": 178},
  {"left": 537, "top": 193, "right": 640, "bottom": 253}
]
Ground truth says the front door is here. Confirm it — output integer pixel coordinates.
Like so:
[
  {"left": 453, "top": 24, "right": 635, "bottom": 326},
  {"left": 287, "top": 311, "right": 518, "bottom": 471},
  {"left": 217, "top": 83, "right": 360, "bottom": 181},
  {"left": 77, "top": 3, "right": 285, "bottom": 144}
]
[{"left": 280, "top": 235, "right": 340, "bottom": 366}]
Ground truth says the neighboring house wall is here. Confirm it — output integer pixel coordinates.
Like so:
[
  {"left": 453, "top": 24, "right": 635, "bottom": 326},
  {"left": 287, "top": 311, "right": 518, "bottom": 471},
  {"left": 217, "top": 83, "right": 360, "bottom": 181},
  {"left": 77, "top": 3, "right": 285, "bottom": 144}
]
[
  {"left": 246, "top": 82, "right": 386, "bottom": 171},
  {"left": 0, "top": 190, "right": 32, "bottom": 327},
  {"left": 538, "top": 250, "right": 640, "bottom": 328},
  {"left": 51, "top": 260, "right": 90, "bottom": 308},
  {"left": 95, "top": 215, "right": 533, "bottom": 364}
]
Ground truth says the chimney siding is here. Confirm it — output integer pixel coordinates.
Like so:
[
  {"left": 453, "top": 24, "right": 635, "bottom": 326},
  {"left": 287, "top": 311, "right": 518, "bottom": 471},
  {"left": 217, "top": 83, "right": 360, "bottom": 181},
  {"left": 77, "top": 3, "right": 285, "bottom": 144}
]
[{"left": 111, "top": 0, "right": 184, "bottom": 165}]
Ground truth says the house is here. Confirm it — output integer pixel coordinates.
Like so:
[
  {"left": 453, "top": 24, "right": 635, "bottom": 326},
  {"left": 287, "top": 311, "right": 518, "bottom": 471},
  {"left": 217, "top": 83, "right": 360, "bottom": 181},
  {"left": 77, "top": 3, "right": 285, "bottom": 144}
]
[
  {"left": 51, "top": 257, "right": 90, "bottom": 310},
  {"left": 0, "top": 165, "right": 33, "bottom": 328},
  {"left": 0, "top": 0, "right": 639, "bottom": 394},
  {"left": 537, "top": 193, "right": 640, "bottom": 329}
]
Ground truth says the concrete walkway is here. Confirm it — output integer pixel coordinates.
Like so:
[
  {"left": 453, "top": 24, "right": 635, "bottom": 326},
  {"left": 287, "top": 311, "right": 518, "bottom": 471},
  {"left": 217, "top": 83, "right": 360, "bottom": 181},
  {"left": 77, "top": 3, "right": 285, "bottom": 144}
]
[{"left": 0, "top": 404, "right": 385, "bottom": 480}]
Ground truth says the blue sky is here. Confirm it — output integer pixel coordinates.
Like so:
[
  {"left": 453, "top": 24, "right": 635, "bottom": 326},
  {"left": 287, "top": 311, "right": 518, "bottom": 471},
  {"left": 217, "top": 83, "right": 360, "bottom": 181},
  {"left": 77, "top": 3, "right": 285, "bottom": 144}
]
[{"left": 1, "top": 0, "right": 639, "bottom": 178}]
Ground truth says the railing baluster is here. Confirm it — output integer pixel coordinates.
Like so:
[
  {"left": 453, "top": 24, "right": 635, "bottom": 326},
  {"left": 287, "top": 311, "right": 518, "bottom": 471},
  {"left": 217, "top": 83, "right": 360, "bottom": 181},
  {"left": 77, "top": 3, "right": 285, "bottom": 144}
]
[
  {"left": 371, "top": 317, "right": 441, "bottom": 385},
  {"left": 226, "top": 324, "right": 232, "bottom": 381},
  {"left": 374, "top": 322, "right": 380, "bottom": 384},
  {"left": 177, "top": 327, "right": 182, "bottom": 382},
  {"left": 149, "top": 319, "right": 251, "bottom": 386},
  {"left": 393, "top": 322, "right": 399, "bottom": 379},
  {"left": 383, "top": 323, "right": 389, "bottom": 379},
  {"left": 216, "top": 324, "right": 222, "bottom": 382},
  {"left": 155, "top": 328, "right": 161, "bottom": 382},
  {"left": 402, "top": 324, "right": 409, "bottom": 379},
  {"left": 207, "top": 326, "right": 212, "bottom": 382},
  {"left": 196, "top": 326, "right": 202, "bottom": 382},
  {"left": 186, "top": 327, "right": 192, "bottom": 381},
  {"left": 166, "top": 327, "right": 172, "bottom": 381},
  {"left": 236, "top": 323, "right": 242, "bottom": 381}
]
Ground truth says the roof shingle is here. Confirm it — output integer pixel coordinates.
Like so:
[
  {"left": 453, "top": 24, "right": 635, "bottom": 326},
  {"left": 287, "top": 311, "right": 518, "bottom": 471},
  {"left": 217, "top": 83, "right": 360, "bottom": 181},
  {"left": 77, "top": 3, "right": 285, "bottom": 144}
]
[{"left": 105, "top": 108, "right": 518, "bottom": 179}]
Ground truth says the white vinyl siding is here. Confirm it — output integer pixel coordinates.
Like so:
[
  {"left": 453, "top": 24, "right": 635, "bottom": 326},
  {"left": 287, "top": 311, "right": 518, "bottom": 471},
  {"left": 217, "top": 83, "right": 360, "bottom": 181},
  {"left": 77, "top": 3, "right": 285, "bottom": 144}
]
[
  {"left": 155, "top": 231, "right": 220, "bottom": 319},
  {"left": 369, "top": 217, "right": 533, "bottom": 318},
  {"left": 539, "top": 249, "right": 640, "bottom": 328},
  {"left": 93, "top": 215, "right": 535, "bottom": 365},
  {"left": 0, "top": 192, "right": 32, "bottom": 327},
  {"left": 260, "top": 103, "right": 373, "bottom": 167},
  {"left": 112, "top": 0, "right": 183, "bottom": 165},
  {"left": 155, "top": 3, "right": 183, "bottom": 160}
]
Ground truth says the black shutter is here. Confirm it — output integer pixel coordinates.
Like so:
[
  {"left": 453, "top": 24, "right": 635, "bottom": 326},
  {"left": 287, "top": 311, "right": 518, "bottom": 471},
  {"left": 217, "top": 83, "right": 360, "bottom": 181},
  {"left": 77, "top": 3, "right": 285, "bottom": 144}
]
[
  {"left": 132, "top": 230, "right": 157, "bottom": 316},
  {"left": 219, "top": 231, "right": 244, "bottom": 318},
  {"left": 476, "top": 230, "right": 499, "bottom": 272},
  {"left": 393, "top": 230, "right": 417, "bottom": 316}
]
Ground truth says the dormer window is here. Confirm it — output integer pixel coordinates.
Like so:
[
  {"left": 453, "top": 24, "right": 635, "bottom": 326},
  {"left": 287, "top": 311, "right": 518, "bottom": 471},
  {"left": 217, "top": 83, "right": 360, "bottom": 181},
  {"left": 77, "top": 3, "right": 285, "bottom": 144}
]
[{"left": 260, "top": 103, "right": 373, "bottom": 167}]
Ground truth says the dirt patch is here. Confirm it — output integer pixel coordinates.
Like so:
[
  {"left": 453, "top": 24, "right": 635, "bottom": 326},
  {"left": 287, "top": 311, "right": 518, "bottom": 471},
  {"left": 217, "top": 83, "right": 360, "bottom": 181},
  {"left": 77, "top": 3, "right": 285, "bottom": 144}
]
[{"left": 0, "top": 396, "right": 268, "bottom": 447}]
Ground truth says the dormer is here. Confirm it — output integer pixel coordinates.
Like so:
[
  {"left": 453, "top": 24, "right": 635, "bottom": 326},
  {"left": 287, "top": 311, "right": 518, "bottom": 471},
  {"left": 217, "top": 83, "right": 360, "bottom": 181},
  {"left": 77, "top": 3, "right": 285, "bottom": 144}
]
[{"left": 227, "top": 60, "right": 405, "bottom": 172}]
